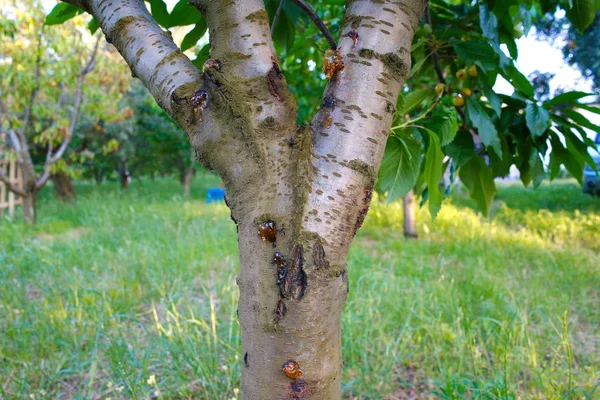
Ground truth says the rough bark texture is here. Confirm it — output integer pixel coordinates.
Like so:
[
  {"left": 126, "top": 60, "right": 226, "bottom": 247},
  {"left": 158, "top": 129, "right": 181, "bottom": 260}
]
[
  {"left": 403, "top": 189, "right": 417, "bottom": 239},
  {"left": 70, "top": 0, "right": 427, "bottom": 398},
  {"left": 51, "top": 171, "right": 77, "bottom": 202}
]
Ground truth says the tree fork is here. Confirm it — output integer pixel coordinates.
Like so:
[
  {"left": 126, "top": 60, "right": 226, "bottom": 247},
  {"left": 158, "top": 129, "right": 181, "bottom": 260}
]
[{"left": 66, "top": 0, "right": 427, "bottom": 398}]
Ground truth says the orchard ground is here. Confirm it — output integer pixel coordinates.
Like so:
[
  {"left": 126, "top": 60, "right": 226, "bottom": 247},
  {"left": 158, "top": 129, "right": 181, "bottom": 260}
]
[{"left": 0, "top": 176, "right": 598, "bottom": 399}]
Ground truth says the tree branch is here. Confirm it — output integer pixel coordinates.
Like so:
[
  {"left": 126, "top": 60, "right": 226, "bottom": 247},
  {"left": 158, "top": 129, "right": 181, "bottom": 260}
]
[
  {"left": 424, "top": 5, "right": 445, "bottom": 83},
  {"left": 0, "top": 168, "right": 26, "bottom": 197},
  {"left": 289, "top": 0, "right": 337, "bottom": 49},
  {"left": 271, "top": 0, "right": 285, "bottom": 33},
  {"left": 305, "top": 0, "right": 427, "bottom": 254},
  {"left": 7, "top": 130, "right": 22, "bottom": 154},
  {"left": 69, "top": 0, "right": 203, "bottom": 117},
  {"left": 36, "top": 35, "right": 101, "bottom": 189},
  {"left": 21, "top": 31, "right": 44, "bottom": 140}
]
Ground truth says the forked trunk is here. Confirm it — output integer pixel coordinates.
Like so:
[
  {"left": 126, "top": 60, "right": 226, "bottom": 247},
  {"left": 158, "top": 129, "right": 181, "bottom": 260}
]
[
  {"left": 79, "top": 0, "right": 426, "bottom": 398},
  {"left": 51, "top": 171, "right": 77, "bottom": 202},
  {"left": 403, "top": 189, "right": 418, "bottom": 239}
]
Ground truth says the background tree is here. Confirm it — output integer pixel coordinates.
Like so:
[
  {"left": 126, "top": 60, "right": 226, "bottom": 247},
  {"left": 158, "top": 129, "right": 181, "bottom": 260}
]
[
  {"left": 76, "top": 82, "right": 197, "bottom": 194},
  {"left": 49, "top": 0, "right": 599, "bottom": 398},
  {"left": 0, "top": 0, "right": 129, "bottom": 221}
]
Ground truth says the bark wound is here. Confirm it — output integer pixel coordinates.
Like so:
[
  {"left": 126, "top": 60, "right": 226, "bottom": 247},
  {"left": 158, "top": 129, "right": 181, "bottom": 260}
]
[
  {"left": 280, "top": 244, "right": 307, "bottom": 300},
  {"left": 289, "top": 379, "right": 308, "bottom": 399},
  {"left": 267, "top": 59, "right": 284, "bottom": 100},
  {"left": 274, "top": 298, "right": 287, "bottom": 323},
  {"left": 312, "top": 242, "right": 329, "bottom": 270}
]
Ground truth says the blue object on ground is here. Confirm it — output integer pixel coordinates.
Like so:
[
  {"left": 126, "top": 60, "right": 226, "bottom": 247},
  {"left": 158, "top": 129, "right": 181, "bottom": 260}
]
[{"left": 206, "top": 188, "right": 226, "bottom": 203}]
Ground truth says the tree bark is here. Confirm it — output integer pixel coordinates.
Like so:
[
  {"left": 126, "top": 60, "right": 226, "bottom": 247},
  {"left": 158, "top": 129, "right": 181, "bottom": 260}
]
[
  {"left": 72, "top": 0, "right": 427, "bottom": 397},
  {"left": 403, "top": 189, "right": 418, "bottom": 239},
  {"left": 21, "top": 191, "right": 37, "bottom": 224},
  {"left": 51, "top": 171, "right": 77, "bottom": 202}
]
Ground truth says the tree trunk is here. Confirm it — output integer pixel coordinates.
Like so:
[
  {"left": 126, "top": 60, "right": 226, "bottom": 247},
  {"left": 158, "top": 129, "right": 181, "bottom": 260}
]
[
  {"left": 94, "top": 169, "right": 104, "bottom": 185},
  {"left": 78, "top": 0, "right": 426, "bottom": 397},
  {"left": 182, "top": 166, "right": 194, "bottom": 199},
  {"left": 21, "top": 191, "right": 37, "bottom": 224},
  {"left": 121, "top": 170, "right": 130, "bottom": 190},
  {"left": 403, "top": 189, "right": 418, "bottom": 239},
  {"left": 51, "top": 171, "right": 77, "bottom": 202}
]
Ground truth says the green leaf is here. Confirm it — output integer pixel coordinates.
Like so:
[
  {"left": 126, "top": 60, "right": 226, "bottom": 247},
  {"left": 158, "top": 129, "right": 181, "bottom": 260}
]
[
  {"left": 421, "top": 128, "right": 444, "bottom": 219},
  {"left": 488, "top": 135, "right": 514, "bottom": 177},
  {"left": 561, "top": 108, "right": 600, "bottom": 132},
  {"left": 459, "top": 156, "right": 496, "bottom": 217},
  {"left": 399, "top": 89, "right": 433, "bottom": 115},
  {"left": 479, "top": 4, "right": 499, "bottom": 45},
  {"left": 191, "top": 43, "right": 211, "bottom": 69},
  {"left": 45, "top": 3, "right": 83, "bottom": 25},
  {"left": 566, "top": 0, "right": 596, "bottom": 32},
  {"left": 562, "top": 128, "right": 598, "bottom": 169},
  {"left": 180, "top": 20, "right": 207, "bottom": 51},
  {"left": 544, "top": 91, "right": 593, "bottom": 106},
  {"left": 525, "top": 103, "right": 550, "bottom": 137},
  {"left": 466, "top": 97, "right": 502, "bottom": 157},
  {"left": 425, "top": 97, "right": 458, "bottom": 146},
  {"left": 484, "top": 87, "right": 502, "bottom": 117},
  {"left": 529, "top": 153, "right": 545, "bottom": 188},
  {"left": 549, "top": 131, "right": 584, "bottom": 183},
  {"left": 88, "top": 17, "right": 100, "bottom": 34},
  {"left": 576, "top": 103, "right": 600, "bottom": 115},
  {"left": 516, "top": 140, "right": 535, "bottom": 186},
  {"left": 501, "top": 65, "right": 535, "bottom": 98},
  {"left": 377, "top": 133, "right": 423, "bottom": 204},
  {"left": 169, "top": 0, "right": 203, "bottom": 26},
  {"left": 454, "top": 41, "right": 499, "bottom": 71},
  {"left": 146, "top": 0, "right": 170, "bottom": 28},
  {"left": 271, "top": 8, "right": 295, "bottom": 53},
  {"left": 445, "top": 130, "right": 475, "bottom": 166}
]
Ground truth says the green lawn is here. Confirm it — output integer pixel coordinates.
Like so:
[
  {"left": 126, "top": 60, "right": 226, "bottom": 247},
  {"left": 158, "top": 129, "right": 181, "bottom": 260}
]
[{"left": 0, "top": 177, "right": 599, "bottom": 399}]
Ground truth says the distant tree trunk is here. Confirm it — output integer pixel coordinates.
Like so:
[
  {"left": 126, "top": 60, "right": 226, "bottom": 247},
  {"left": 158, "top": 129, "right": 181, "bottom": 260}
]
[
  {"left": 94, "top": 169, "right": 104, "bottom": 185},
  {"left": 119, "top": 160, "right": 130, "bottom": 190},
  {"left": 51, "top": 171, "right": 77, "bottom": 202},
  {"left": 182, "top": 166, "right": 195, "bottom": 199},
  {"left": 20, "top": 169, "right": 38, "bottom": 225},
  {"left": 21, "top": 193, "right": 37, "bottom": 224},
  {"left": 120, "top": 169, "right": 130, "bottom": 189},
  {"left": 403, "top": 189, "right": 418, "bottom": 239}
]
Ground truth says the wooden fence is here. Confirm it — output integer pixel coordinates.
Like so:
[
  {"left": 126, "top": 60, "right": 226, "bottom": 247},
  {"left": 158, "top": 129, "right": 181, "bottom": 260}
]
[{"left": 0, "top": 158, "right": 22, "bottom": 217}]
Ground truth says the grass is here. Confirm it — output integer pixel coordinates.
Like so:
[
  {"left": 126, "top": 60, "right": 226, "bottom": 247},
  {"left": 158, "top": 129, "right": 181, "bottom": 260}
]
[{"left": 0, "top": 176, "right": 598, "bottom": 399}]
